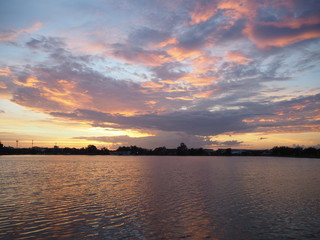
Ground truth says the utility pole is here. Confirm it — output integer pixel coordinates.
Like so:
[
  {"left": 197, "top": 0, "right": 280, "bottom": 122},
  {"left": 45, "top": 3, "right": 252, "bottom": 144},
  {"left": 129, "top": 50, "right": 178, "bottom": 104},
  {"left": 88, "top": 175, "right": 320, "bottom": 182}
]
[
  {"left": 16, "top": 140, "right": 19, "bottom": 148},
  {"left": 32, "top": 140, "right": 33, "bottom": 148}
]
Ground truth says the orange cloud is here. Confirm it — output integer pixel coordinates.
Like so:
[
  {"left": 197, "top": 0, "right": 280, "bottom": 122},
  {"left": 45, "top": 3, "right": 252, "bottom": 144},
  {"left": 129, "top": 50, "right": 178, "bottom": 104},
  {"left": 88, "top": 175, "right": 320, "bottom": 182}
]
[
  {"left": 41, "top": 80, "right": 91, "bottom": 108},
  {"left": 0, "top": 22, "right": 43, "bottom": 41},
  {"left": 242, "top": 119, "right": 255, "bottom": 123},
  {"left": 182, "top": 74, "right": 218, "bottom": 86},
  {"left": 141, "top": 81, "right": 163, "bottom": 89},
  {"left": 258, "top": 118, "right": 276, "bottom": 122},
  {"left": 217, "top": 0, "right": 257, "bottom": 21},
  {"left": 193, "top": 90, "right": 216, "bottom": 98},
  {"left": 0, "top": 67, "right": 12, "bottom": 76},
  {"left": 189, "top": 1, "right": 216, "bottom": 25},
  {"left": 264, "top": 16, "right": 320, "bottom": 29},
  {"left": 134, "top": 52, "right": 170, "bottom": 66},
  {"left": 191, "top": 55, "right": 218, "bottom": 74},
  {"left": 166, "top": 96, "right": 193, "bottom": 101},
  {"left": 167, "top": 46, "right": 201, "bottom": 61},
  {"left": 15, "top": 77, "right": 92, "bottom": 111},
  {"left": 192, "top": 55, "right": 218, "bottom": 66},
  {"left": 291, "top": 105, "right": 306, "bottom": 110},
  {"left": 243, "top": 20, "right": 320, "bottom": 48},
  {"left": 0, "top": 82, "right": 6, "bottom": 89},
  {"left": 159, "top": 80, "right": 179, "bottom": 84},
  {"left": 257, "top": 125, "right": 320, "bottom": 134},
  {"left": 225, "top": 51, "right": 252, "bottom": 64},
  {"left": 156, "top": 38, "right": 178, "bottom": 48},
  {"left": 14, "top": 76, "right": 40, "bottom": 87}
]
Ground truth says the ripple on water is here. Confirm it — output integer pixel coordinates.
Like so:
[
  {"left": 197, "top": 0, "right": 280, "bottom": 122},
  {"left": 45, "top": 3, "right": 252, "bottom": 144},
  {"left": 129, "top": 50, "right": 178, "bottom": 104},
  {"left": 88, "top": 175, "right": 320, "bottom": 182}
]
[{"left": 0, "top": 155, "right": 320, "bottom": 239}]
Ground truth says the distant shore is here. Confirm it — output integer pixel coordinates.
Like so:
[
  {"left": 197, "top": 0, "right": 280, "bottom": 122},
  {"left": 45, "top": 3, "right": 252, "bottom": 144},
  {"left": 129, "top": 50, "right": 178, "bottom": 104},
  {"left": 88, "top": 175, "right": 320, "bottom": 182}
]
[{"left": 1, "top": 143, "right": 319, "bottom": 158}]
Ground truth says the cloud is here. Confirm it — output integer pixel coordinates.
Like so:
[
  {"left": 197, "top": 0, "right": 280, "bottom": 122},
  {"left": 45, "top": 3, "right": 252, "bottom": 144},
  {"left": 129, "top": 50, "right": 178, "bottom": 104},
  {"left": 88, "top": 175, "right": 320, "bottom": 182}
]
[
  {"left": 7, "top": 37, "right": 162, "bottom": 114},
  {"left": 199, "top": 0, "right": 320, "bottom": 49},
  {"left": 26, "top": 36, "right": 94, "bottom": 64},
  {"left": 151, "top": 62, "right": 186, "bottom": 81},
  {"left": 128, "top": 27, "right": 171, "bottom": 47},
  {"left": 51, "top": 108, "right": 250, "bottom": 136},
  {"left": 0, "top": 67, "right": 12, "bottom": 77},
  {"left": 240, "top": 93, "right": 320, "bottom": 134},
  {"left": 26, "top": 36, "right": 66, "bottom": 51},
  {"left": 175, "top": 19, "right": 218, "bottom": 51},
  {"left": 193, "top": 90, "right": 216, "bottom": 98},
  {"left": 8, "top": 31, "right": 318, "bottom": 139},
  {"left": 166, "top": 96, "right": 194, "bottom": 101},
  {"left": 210, "top": 140, "right": 243, "bottom": 147},
  {"left": 225, "top": 51, "right": 253, "bottom": 64},
  {"left": 189, "top": 1, "right": 217, "bottom": 25},
  {"left": 49, "top": 92, "right": 320, "bottom": 139},
  {"left": 244, "top": 21, "right": 320, "bottom": 48},
  {"left": 11, "top": 63, "right": 156, "bottom": 115},
  {"left": 112, "top": 43, "right": 170, "bottom": 66},
  {"left": 0, "top": 22, "right": 43, "bottom": 41},
  {"left": 181, "top": 74, "right": 218, "bottom": 86}
]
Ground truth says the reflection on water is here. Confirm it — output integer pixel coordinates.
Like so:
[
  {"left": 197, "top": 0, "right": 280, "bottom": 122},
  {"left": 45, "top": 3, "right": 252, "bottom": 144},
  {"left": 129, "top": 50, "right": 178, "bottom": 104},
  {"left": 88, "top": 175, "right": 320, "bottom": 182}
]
[{"left": 0, "top": 155, "right": 319, "bottom": 239}]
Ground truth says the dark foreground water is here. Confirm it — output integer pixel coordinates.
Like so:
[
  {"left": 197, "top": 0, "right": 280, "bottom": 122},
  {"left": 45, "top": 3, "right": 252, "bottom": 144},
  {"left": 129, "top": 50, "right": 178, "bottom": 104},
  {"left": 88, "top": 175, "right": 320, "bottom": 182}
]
[{"left": 0, "top": 155, "right": 319, "bottom": 240}]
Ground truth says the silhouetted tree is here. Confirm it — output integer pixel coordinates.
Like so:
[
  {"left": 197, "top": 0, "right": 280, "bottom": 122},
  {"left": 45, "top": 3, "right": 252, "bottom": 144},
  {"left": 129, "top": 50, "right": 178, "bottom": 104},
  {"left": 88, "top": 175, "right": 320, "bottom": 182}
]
[
  {"left": 100, "top": 147, "right": 110, "bottom": 155},
  {"left": 153, "top": 146, "right": 168, "bottom": 155},
  {"left": 303, "top": 147, "right": 318, "bottom": 157},
  {"left": 86, "top": 145, "right": 98, "bottom": 154},
  {"left": 177, "top": 142, "right": 188, "bottom": 155}
]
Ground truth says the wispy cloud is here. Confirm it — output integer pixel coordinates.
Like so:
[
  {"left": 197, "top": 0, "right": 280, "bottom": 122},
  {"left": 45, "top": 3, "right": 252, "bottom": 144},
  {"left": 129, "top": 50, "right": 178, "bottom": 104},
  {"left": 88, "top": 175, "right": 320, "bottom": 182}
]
[{"left": 0, "top": 22, "right": 43, "bottom": 41}]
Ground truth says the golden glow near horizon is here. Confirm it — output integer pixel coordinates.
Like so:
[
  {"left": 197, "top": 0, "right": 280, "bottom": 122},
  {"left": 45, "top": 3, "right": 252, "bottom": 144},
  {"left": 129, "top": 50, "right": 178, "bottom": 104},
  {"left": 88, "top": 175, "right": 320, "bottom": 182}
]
[
  {"left": 0, "top": 1, "right": 319, "bottom": 150},
  {"left": 0, "top": 100, "right": 154, "bottom": 148}
]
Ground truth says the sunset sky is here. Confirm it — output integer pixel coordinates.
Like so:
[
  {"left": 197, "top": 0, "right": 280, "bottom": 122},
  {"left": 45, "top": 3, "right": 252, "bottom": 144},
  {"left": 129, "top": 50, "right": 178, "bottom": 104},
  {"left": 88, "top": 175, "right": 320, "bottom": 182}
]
[{"left": 0, "top": 0, "right": 319, "bottom": 150}]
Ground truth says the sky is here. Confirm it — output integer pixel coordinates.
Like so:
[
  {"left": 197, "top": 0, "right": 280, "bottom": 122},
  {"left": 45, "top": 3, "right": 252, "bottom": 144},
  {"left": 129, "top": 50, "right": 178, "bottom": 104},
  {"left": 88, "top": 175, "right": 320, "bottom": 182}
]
[{"left": 0, "top": 0, "right": 319, "bottom": 150}]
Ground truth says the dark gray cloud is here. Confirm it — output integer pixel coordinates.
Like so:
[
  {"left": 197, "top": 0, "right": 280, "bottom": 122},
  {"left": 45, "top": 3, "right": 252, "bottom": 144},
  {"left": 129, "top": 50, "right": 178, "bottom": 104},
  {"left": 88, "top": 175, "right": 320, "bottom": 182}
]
[
  {"left": 217, "top": 19, "right": 246, "bottom": 43},
  {"left": 26, "top": 36, "right": 94, "bottom": 63},
  {"left": 13, "top": 86, "right": 64, "bottom": 111},
  {"left": 250, "top": 23, "right": 320, "bottom": 43},
  {"left": 50, "top": 93, "right": 320, "bottom": 138},
  {"left": 26, "top": 36, "right": 65, "bottom": 50},
  {"left": 51, "top": 108, "right": 249, "bottom": 135},
  {"left": 151, "top": 62, "right": 186, "bottom": 81},
  {"left": 256, "top": 0, "right": 320, "bottom": 21}
]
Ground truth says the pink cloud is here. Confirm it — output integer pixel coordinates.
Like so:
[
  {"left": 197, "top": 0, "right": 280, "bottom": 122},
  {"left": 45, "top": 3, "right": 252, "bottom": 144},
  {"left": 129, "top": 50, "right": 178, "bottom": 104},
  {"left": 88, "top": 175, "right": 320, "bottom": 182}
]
[
  {"left": 0, "top": 22, "right": 43, "bottom": 41},
  {"left": 225, "top": 51, "right": 252, "bottom": 64}
]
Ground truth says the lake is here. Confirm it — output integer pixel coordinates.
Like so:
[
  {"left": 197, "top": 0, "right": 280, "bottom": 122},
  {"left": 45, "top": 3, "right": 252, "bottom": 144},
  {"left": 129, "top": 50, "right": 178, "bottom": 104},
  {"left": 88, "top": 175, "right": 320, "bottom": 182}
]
[{"left": 0, "top": 155, "right": 319, "bottom": 239}]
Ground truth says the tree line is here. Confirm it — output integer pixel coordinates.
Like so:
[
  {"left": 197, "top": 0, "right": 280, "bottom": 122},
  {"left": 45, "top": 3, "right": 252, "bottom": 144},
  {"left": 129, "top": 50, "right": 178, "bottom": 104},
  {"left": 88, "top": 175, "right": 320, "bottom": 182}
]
[{"left": 0, "top": 142, "right": 319, "bottom": 158}]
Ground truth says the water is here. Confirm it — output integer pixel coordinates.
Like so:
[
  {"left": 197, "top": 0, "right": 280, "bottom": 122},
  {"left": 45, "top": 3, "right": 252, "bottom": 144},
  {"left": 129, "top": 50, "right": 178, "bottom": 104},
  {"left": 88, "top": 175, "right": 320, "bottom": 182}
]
[{"left": 0, "top": 155, "right": 319, "bottom": 240}]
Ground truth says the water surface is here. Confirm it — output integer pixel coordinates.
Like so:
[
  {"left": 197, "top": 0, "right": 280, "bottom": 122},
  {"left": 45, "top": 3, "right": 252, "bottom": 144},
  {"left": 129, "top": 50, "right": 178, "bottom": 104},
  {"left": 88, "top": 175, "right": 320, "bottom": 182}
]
[{"left": 0, "top": 155, "right": 319, "bottom": 239}]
